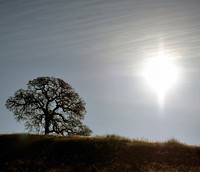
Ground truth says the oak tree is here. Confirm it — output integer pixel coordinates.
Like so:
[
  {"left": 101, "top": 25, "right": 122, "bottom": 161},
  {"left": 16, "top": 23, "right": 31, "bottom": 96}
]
[{"left": 5, "top": 76, "right": 92, "bottom": 136}]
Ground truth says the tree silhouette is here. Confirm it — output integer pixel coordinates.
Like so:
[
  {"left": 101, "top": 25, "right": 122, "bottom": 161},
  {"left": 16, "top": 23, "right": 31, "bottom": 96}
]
[{"left": 5, "top": 76, "right": 92, "bottom": 136}]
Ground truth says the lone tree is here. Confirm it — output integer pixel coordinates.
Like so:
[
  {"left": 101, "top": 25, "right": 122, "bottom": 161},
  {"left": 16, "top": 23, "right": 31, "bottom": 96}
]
[{"left": 5, "top": 76, "right": 92, "bottom": 136}]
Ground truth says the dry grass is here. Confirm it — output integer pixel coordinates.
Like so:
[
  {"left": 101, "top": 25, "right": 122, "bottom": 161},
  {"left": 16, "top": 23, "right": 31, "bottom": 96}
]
[{"left": 0, "top": 134, "right": 200, "bottom": 171}]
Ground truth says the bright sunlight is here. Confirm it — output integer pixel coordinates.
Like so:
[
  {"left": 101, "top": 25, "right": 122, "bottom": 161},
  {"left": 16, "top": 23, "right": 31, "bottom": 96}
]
[{"left": 142, "top": 51, "right": 179, "bottom": 105}]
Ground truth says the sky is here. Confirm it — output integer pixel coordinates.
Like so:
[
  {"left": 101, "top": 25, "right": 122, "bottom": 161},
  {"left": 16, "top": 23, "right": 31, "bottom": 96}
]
[{"left": 1, "top": 0, "right": 200, "bottom": 145}]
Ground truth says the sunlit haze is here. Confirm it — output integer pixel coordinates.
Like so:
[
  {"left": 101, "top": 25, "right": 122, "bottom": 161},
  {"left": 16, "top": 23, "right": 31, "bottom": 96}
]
[{"left": 1, "top": 0, "right": 200, "bottom": 145}]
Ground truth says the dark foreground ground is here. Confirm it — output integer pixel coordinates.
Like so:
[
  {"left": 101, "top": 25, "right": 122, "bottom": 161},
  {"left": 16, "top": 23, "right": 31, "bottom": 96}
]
[{"left": 0, "top": 134, "right": 200, "bottom": 172}]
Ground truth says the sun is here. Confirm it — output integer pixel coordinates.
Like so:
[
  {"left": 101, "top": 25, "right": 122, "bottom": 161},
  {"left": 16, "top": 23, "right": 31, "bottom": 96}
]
[{"left": 142, "top": 53, "right": 179, "bottom": 105}]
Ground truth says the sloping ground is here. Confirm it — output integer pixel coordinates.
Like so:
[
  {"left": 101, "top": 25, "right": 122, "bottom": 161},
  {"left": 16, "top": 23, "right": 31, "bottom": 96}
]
[{"left": 0, "top": 134, "right": 200, "bottom": 172}]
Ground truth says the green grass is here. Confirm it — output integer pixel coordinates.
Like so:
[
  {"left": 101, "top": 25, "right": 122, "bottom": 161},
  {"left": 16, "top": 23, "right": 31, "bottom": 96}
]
[{"left": 0, "top": 134, "right": 200, "bottom": 171}]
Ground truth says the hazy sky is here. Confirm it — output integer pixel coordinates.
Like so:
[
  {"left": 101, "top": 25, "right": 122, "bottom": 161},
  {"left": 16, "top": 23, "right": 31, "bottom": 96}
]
[{"left": 1, "top": 0, "right": 200, "bottom": 145}]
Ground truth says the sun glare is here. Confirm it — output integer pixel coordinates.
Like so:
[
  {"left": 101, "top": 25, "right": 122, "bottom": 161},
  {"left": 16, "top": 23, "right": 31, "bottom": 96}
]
[{"left": 142, "top": 52, "right": 179, "bottom": 105}]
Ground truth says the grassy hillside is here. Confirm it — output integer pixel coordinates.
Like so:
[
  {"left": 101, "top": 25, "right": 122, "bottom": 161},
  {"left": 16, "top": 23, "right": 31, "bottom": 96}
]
[{"left": 0, "top": 134, "right": 200, "bottom": 172}]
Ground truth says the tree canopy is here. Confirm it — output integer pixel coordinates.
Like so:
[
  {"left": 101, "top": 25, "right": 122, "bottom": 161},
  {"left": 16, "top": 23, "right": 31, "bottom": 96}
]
[{"left": 5, "top": 76, "right": 92, "bottom": 136}]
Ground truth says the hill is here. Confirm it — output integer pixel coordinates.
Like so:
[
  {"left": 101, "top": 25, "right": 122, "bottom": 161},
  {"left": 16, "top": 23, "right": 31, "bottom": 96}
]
[{"left": 0, "top": 134, "right": 200, "bottom": 171}]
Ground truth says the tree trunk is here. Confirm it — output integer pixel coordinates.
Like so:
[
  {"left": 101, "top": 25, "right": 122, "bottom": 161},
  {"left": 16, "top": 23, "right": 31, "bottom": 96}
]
[{"left": 44, "top": 114, "right": 50, "bottom": 135}]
